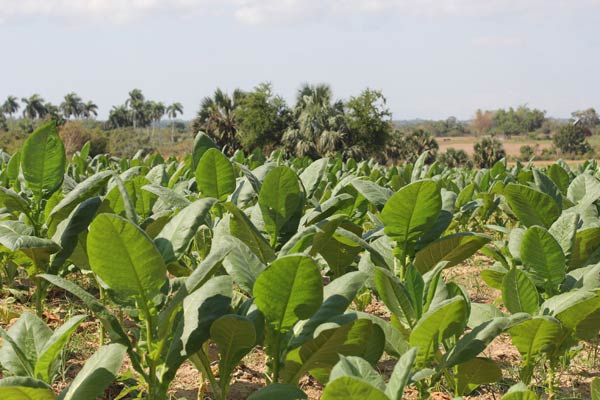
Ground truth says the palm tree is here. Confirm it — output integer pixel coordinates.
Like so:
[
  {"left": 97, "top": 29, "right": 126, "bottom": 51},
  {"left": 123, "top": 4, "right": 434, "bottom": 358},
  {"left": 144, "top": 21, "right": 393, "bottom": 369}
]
[
  {"left": 126, "top": 89, "right": 146, "bottom": 129},
  {"left": 108, "top": 105, "right": 130, "bottom": 129},
  {"left": 21, "top": 94, "right": 47, "bottom": 120},
  {"left": 61, "top": 92, "right": 84, "bottom": 119},
  {"left": 282, "top": 83, "right": 347, "bottom": 159},
  {"left": 82, "top": 101, "right": 98, "bottom": 119},
  {"left": 148, "top": 101, "right": 166, "bottom": 142},
  {"left": 473, "top": 137, "right": 506, "bottom": 168},
  {"left": 2, "top": 96, "right": 20, "bottom": 118},
  {"left": 166, "top": 102, "right": 184, "bottom": 142},
  {"left": 44, "top": 102, "right": 61, "bottom": 120},
  {"left": 192, "top": 88, "right": 245, "bottom": 155}
]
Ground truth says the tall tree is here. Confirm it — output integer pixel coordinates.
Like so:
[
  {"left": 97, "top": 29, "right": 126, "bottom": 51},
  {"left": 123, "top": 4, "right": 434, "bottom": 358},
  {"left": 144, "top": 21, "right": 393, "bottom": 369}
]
[
  {"left": 108, "top": 105, "right": 131, "bottom": 129},
  {"left": 282, "top": 83, "right": 347, "bottom": 158},
  {"left": 2, "top": 96, "right": 20, "bottom": 118},
  {"left": 344, "top": 88, "right": 392, "bottom": 155},
  {"left": 192, "top": 88, "right": 245, "bottom": 155},
  {"left": 166, "top": 102, "right": 184, "bottom": 142},
  {"left": 61, "top": 92, "right": 84, "bottom": 119},
  {"left": 21, "top": 94, "right": 47, "bottom": 120},
  {"left": 82, "top": 101, "right": 98, "bottom": 119},
  {"left": 126, "top": 88, "right": 146, "bottom": 128},
  {"left": 149, "top": 101, "right": 166, "bottom": 142},
  {"left": 236, "top": 82, "right": 291, "bottom": 151}
]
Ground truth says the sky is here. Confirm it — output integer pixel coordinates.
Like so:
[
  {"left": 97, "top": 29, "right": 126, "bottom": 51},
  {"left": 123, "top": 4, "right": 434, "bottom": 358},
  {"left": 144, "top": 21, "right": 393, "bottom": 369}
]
[{"left": 1, "top": 0, "right": 600, "bottom": 120}]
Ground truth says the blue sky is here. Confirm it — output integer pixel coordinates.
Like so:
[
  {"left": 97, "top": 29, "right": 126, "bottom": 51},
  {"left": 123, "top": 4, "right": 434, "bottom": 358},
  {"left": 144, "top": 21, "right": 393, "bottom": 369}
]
[{"left": 1, "top": 0, "right": 600, "bottom": 120}]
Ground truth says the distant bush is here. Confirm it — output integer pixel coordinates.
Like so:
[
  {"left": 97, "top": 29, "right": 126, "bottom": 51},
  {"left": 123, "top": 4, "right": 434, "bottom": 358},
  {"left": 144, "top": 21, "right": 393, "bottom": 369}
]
[
  {"left": 553, "top": 124, "right": 592, "bottom": 156},
  {"left": 438, "top": 148, "right": 471, "bottom": 168},
  {"left": 473, "top": 137, "right": 505, "bottom": 167}
]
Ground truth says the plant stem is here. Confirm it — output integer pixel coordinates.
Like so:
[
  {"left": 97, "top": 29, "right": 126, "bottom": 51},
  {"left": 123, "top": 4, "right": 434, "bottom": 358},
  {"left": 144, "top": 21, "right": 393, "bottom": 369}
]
[
  {"left": 191, "top": 349, "right": 222, "bottom": 400},
  {"left": 34, "top": 276, "right": 44, "bottom": 317},
  {"left": 547, "top": 363, "right": 555, "bottom": 400},
  {"left": 271, "top": 331, "right": 281, "bottom": 383},
  {"left": 98, "top": 284, "right": 106, "bottom": 345}
]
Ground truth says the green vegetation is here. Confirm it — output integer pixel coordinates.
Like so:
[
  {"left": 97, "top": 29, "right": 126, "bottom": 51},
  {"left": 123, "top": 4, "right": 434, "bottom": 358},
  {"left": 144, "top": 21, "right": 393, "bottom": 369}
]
[{"left": 2, "top": 121, "right": 600, "bottom": 399}]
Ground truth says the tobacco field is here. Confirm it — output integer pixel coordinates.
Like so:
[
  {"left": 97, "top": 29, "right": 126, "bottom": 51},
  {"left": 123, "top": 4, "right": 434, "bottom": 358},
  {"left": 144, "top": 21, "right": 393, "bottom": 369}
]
[{"left": 2, "top": 121, "right": 600, "bottom": 399}]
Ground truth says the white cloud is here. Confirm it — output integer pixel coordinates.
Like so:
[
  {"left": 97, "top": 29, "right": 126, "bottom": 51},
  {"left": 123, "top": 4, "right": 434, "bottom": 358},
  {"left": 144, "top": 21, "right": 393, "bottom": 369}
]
[
  {"left": 0, "top": 0, "right": 598, "bottom": 25},
  {"left": 472, "top": 35, "right": 525, "bottom": 47}
]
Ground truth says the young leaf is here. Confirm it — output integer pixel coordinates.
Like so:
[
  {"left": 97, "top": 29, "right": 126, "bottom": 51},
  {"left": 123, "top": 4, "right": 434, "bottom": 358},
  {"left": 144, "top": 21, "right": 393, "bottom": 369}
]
[
  {"left": 247, "top": 384, "right": 307, "bottom": 400},
  {"left": 195, "top": 148, "right": 236, "bottom": 200},
  {"left": 253, "top": 255, "right": 323, "bottom": 333},
  {"left": 520, "top": 226, "right": 566, "bottom": 290},
  {"left": 380, "top": 180, "right": 441, "bottom": 257},
  {"left": 21, "top": 121, "right": 66, "bottom": 199},
  {"left": 34, "top": 315, "right": 86, "bottom": 383},
  {"left": 504, "top": 183, "right": 560, "bottom": 228},
  {"left": 502, "top": 268, "right": 539, "bottom": 315},
  {"left": 57, "top": 343, "right": 126, "bottom": 400},
  {"left": 322, "top": 377, "right": 388, "bottom": 400},
  {"left": 87, "top": 214, "right": 167, "bottom": 307}
]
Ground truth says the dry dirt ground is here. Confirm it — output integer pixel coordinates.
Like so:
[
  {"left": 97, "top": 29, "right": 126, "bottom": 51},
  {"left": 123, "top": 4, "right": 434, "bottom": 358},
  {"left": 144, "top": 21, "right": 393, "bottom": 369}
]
[{"left": 1, "top": 256, "right": 599, "bottom": 399}]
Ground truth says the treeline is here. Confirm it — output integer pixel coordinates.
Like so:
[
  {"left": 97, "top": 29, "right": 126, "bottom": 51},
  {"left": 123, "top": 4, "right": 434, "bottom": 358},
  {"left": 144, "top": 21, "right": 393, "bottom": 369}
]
[{"left": 2, "top": 84, "right": 600, "bottom": 164}]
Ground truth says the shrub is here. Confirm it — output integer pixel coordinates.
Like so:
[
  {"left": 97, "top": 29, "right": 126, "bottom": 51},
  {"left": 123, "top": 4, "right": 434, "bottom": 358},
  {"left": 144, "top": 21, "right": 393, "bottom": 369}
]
[
  {"left": 473, "top": 137, "right": 505, "bottom": 167},
  {"left": 59, "top": 121, "right": 91, "bottom": 155},
  {"left": 438, "top": 147, "right": 471, "bottom": 168},
  {"left": 553, "top": 124, "right": 592, "bottom": 156}
]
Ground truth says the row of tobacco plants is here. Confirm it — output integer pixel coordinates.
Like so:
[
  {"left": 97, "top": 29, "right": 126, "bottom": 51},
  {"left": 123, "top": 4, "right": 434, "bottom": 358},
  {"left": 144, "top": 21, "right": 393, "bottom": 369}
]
[{"left": 1, "top": 121, "right": 600, "bottom": 399}]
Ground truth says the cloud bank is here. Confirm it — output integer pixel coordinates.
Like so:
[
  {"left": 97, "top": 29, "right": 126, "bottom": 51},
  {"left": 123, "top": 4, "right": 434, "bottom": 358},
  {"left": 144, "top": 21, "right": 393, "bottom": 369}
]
[{"left": 1, "top": 0, "right": 595, "bottom": 25}]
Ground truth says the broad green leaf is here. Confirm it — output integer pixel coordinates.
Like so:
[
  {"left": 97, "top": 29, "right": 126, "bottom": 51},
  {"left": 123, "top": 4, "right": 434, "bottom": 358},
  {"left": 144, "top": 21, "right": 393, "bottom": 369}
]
[
  {"left": 386, "top": 347, "right": 417, "bottom": 400},
  {"left": 224, "top": 202, "right": 276, "bottom": 263},
  {"left": 247, "top": 384, "right": 307, "bottom": 400},
  {"left": 47, "top": 170, "right": 112, "bottom": 233},
  {"left": 0, "top": 313, "right": 52, "bottom": 377},
  {"left": 21, "top": 122, "right": 66, "bottom": 199},
  {"left": 533, "top": 169, "right": 562, "bottom": 207},
  {"left": 192, "top": 131, "right": 217, "bottom": 170},
  {"left": 567, "top": 173, "right": 600, "bottom": 208},
  {"left": 210, "top": 315, "right": 256, "bottom": 391},
  {"left": 282, "top": 319, "right": 379, "bottom": 384},
  {"left": 299, "top": 158, "right": 328, "bottom": 199},
  {"left": 221, "top": 235, "right": 266, "bottom": 294},
  {"left": 154, "top": 198, "right": 216, "bottom": 264},
  {"left": 541, "top": 290, "right": 600, "bottom": 340},
  {"left": 443, "top": 315, "right": 528, "bottom": 369},
  {"left": 322, "top": 377, "right": 388, "bottom": 400},
  {"left": 50, "top": 197, "right": 101, "bottom": 271},
  {"left": 520, "top": 226, "right": 565, "bottom": 290},
  {"left": 504, "top": 183, "right": 560, "bottom": 228},
  {"left": 179, "top": 276, "right": 233, "bottom": 357},
  {"left": 409, "top": 297, "right": 467, "bottom": 364},
  {"left": 258, "top": 166, "right": 304, "bottom": 244},
  {"left": 0, "top": 187, "right": 29, "bottom": 214},
  {"left": 414, "top": 233, "right": 491, "bottom": 274},
  {"left": 0, "top": 221, "right": 60, "bottom": 268},
  {"left": 38, "top": 274, "right": 131, "bottom": 347},
  {"left": 502, "top": 269, "right": 539, "bottom": 314},
  {"left": 329, "top": 356, "right": 385, "bottom": 391},
  {"left": 374, "top": 268, "right": 416, "bottom": 330},
  {"left": 254, "top": 255, "right": 322, "bottom": 333},
  {"left": 548, "top": 213, "right": 578, "bottom": 262},
  {"left": 87, "top": 214, "right": 167, "bottom": 307},
  {"left": 456, "top": 357, "right": 502, "bottom": 395},
  {"left": 501, "top": 382, "right": 539, "bottom": 400},
  {"left": 141, "top": 184, "right": 190, "bottom": 209},
  {"left": 104, "top": 176, "right": 155, "bottom": 221},
  {"left": 195, "top": 148, "right": 236, "bottom": 200},
  {"left": 381, "top": 180, "right": 441, "bottom": 257},
  {"left": 571, "top": 227, "right": 600, "bottom": 269},
  {"left": 0, "top": 383, "right": 55, "bottom": 400},
  {"left": 290, "top": 271, "right": 367, "bottom": 349},
  {"left": 468, "top": 303, "right": 506, "bottom": 328},
  {"left": 57, "top": 344, "right": 126, "bottom": 400},
  {"left": 351, "top": 179, "right": 394, "bottom": 210},
  {"left": 34, "top": 315, "right": 86, "bottom": 382},
  {"left": 547, "top": 164, "right": 570, "bottom": 194},
  {"left": 508, "top": 316, "right": 564, "bottom": 383}
]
